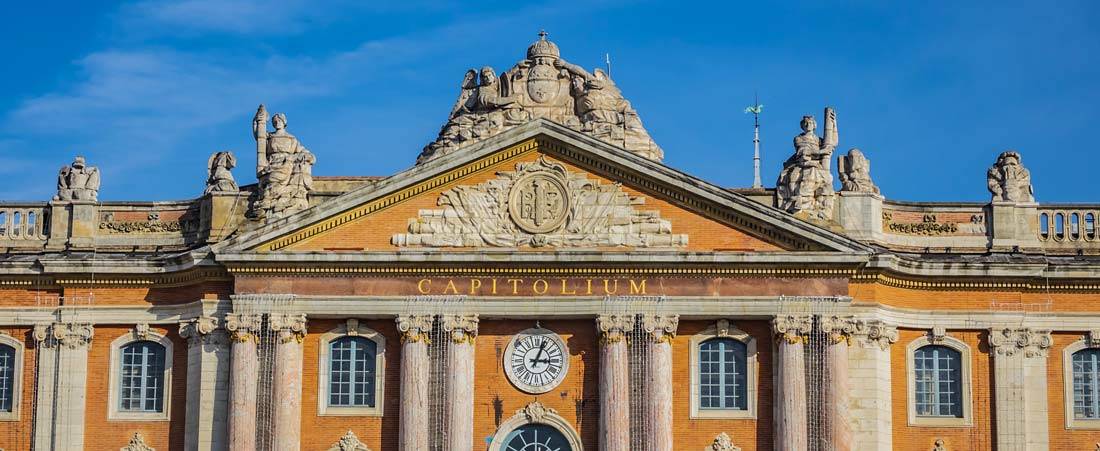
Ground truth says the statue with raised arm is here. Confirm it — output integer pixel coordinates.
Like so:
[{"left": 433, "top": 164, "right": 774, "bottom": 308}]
[
  {"left": 54, "top": 155, "right": 100, "bottom": 202},
  {"left": 204, "top": 151, "right": 238, "bottom": 194},
  {"left": 776, "top": 107, "right": 838, "bottom": 220},
  {"left": 987, "top": 150, "right": 1034, "bottom": 202},
  {"left": 838, "top": 148, "right": 879, "bottom": 194},
  {"left": 249, "top": 105, "right": 315, "bottom": 220}
]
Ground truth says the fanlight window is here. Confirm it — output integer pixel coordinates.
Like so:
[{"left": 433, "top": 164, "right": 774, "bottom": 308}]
[
  {"left": 328, "top": 336, "right": 377, "bottom": 407},
  {"left": 118, "top": 341, "right": 166, "bottom": 412},
  {"left": 502, "top": 424, "right": 572, "bottom": 451},
  {"left": 0, "top": 344, "right": 14, "bottom": 412},
  {"left": 698, "top": 337, "right": 748, "bottom": 410},
  {"left": 1072, "top": 348, "right": 1100, "bottom": 420},
  {"left": 913, "top": 345, "right": 963, "bottom": 418}
]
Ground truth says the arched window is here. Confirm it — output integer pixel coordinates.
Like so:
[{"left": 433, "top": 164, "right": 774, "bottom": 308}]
[
  {"left": 118, "top": 341, "right": 166, "bottom": 412},
  {"left": 329, "top": 336, "right": 377, "bottom": 408},
  {"left": 0, "top": 344, "right": 14, "bottom": 413},
  {"left": 1072, "top": 348, "right": 1100, "bottom": 420},
  {"left": 913, "top": 345, "right": 963, "bottom": 418},
  {"left": 502, "top": 424, "right": 573, "bottom": 451},
  {"left": 698, "top": 337, "right": 747, "bottom": 410}
]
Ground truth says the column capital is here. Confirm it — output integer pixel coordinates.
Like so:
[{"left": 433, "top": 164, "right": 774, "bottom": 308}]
[
  {"left": 988, "top": 327, "right": 1052, "bottom": 358},
  {"left": 851, "top": 319, "right": 898, "bottom": 350},
  {"left": 772, "top": 314, "right": 812, "bottom": 344},
  {"left": 225, "top": 313, "right": 263, "bottom": 343},
  {"left": 441, "top": 314, "right": 479, "bottom": 344},
  {"left": 396, "top": 314, "right": 434, "bottom": 343},
  {"left": 35, "top": 322, "right": 94, "bottom": 349},
  {"left": 596, "top": 314, "right": 635, "bottom": 344},
  {"left": 820, "top": 315, "right": 857, "bottom": 345},
  {"left": 179, "top": 316, "right": 227, "bottom": 347},
  {"left": 270, "top": 313, "right": 307, "bottom": 343},
  {"left": 641, "top": 314, "right": 679, "bottom": 343}
]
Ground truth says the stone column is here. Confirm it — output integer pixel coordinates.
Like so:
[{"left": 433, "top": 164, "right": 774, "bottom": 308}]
[
  {"left": 641, "top": 314, "right": 678, "bottom": 451},
  {"left": 989, "top": 328, "right": 1052, "bottom": 451},
  {"left": 848, "top": 320, "right": 898, "bottom": 451},
  {"left": 271, "top": 313, "right": 307, "bottom": 451},
  {"left": 821, "top": 316, "right": 856, "bottom": 451},
  {"left": 225, "top": 313, "right": 262, "bottom": 451},
  {"left": 396, "top": 314, "right": 433, "bottom": 451},
  {"left": 180, "top": 316, "right": 231, "bottom": 451},
  {"left": 597, "top": 314, "right": 634, "bottom": 451},
  {"left": 442, "top": 314, "right": 479, "bottom": 451},
  {"left": 32, "top": 323, "right": 93, "bottom": 451},
  {"left": 773, "top": 315, "right": 811, "bottom": 451}
]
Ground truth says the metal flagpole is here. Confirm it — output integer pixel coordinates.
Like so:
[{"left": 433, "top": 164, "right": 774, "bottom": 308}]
[{"left": 744, "top": 95, "right": 764, "bottom": 189}]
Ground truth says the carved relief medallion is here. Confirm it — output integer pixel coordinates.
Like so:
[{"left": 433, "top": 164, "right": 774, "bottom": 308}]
[{"left": 508, "top": 171, "right": 570, "bottom": 234}]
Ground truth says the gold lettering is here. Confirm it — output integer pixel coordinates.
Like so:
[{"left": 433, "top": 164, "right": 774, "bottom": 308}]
[
  {"left": 533, "top": 279, "right": 549, "bottom": 295},
  {"left": 586, "top": 279, "right": 593, "bottom": 295},
  {"left": 508, "top": 279, "right": 523, "bottom": 294},
  {"left": 603, "top": 279, "right": 618, "bottom": 295},
  {"left": 444, "top": 280, "right": 459, "bottom": 294},
  {"left": 417, "top": 279, "right": 432, "bottom": 294},
  {"left": 469, "top": 279, "right": 481, "bottom": 295},
  {"left": 629, "top": 279, "right": 647, "bottom": 295},
  {"left": 491, "top": 278, "right": 498, "bottom": 295},
  {"left": 560, "top": 278, "right": 577, "bottom": 295}
]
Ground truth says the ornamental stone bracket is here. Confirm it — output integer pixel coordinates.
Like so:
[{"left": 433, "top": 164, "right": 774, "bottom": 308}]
[
  {"left": 120, "top": 432, "right": 155, "bottom": 451},
  {"left": 33, "top": 322, "right": 94, "bottom": 349},
  {"left": 988, "top": 327, "right": 1053, "bottom": 357},
  {"left": 225, "top": 313, "right": 263, "bottom": 343},
  {"left": 441, "top": 314, "right": 479, "bottom": 343},
  {"left": 327, "top": 430, "right": 371, "bottom": 451},
  {"left": 772, "top": 314, "right": 813, "bottom": 344},
  {"left": 706, "top": 432, "right": 741, "bottom": 451},
  {"left": 392, "top": 156, "right": 688, "bottom": 249},
  {"left": 641, "top": 314, "right": 679, "bottom": 343},
  {"left": 929, "top": 325, "right": 948, "bottom": 344},
  {"left": 269, "top": 313, "right": 307, "bottom": 343},
  {"left": 179, "top": 316, "right": 227, "bottom": 347},
  {"left": 596, "top": 314, "right": 636, "bottom": 343},
  {"left": 932, "top": 438, "right": 947, "bottom": 451},
  {"left": 1086, "top": 329, "right": 1100, "bottom": 348},
  {"left": 396, "top": 314, "right": 434, "bottom": 343},
  {"left": 852, "top": 319, "right": 899, "bottom": 350}
]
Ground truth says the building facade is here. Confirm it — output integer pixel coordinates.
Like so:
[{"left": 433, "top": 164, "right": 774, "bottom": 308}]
[{"left": 1, "top": 34, "right": 1099, "bottom": 451}]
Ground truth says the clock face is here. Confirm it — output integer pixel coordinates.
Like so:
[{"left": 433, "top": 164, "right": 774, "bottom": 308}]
[{"left": 504, "top": 328, "right": 569, "bottom": 394}]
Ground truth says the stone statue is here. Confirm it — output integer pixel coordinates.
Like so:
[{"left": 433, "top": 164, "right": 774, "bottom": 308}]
[
  {"left": 776, "top": 107, "right": 838, "bottom": 220},
  {"left": 204, "top": 151, "right": 238, "bottom": 194},
  {"left": 837, "top": 148, "right": 879, "bottom": 194},
  {"left": 54, "top": 155, "right": 101, "bottom": 202},
  {"left": 250, "top": 105, "right": 315, "bottom": 220},
  {"left": 418, "top": 31, "right": 662, "bottom": 164},
  {"left": 987, "top": 150, "right": 1034, "bottom": 203}
]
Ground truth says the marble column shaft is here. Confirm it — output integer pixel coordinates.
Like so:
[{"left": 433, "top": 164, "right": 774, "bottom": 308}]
[
  {"left": 597, "top": 314, "right": 634, "bottom": 451},
  {"left": 822, "top": 316, "right": 854, "bottom": 451},
  {"left": 397, "top": 314, "right": 433, "bottom": 451},
  {"left": 272, "top": 313, "right": 307, "bottom": 451},
  {"left": 226, "top": 313, "right": 262, "bottom": 451},
  {"left": 180, "top": 316, "right": 230, "bottom": 451},
  {"left": 773, "top": 315, "right": 811, "bottom": 451},
  {"left": 642, "top": 314, "right": 678, "bottom": 451},
  {"left": 443, "top": 314, "right": 479, "bottom": 451}
]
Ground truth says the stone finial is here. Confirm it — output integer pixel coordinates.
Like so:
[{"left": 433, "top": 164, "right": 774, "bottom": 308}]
[
  {"left": 441, "top": 314, "right": 479, "bottom": 344},
  {"left": 54, "top": 155, "right": 101, "bottom": 202},
  {"left": 396, "top": 314, "right": 434, "bottom": 343},
  {"left": 706, "top": 432, "right": 741, "bottom": 451},
  {"left": 772, "top": 314, "right": 813, "bottom": 344},
  {"left": 269, "top": 313, "right": 307, "bottom": 343},
  {"left": 250, "top": 104, "right": 315, "bottom": 221},
  {"left": 640, "top": 314, "right": 679, "bottom": 343},
  {"left": 417, "top": 31, "right": 662, "bottom": 164},
  {"left": 179, "top": 316, "right": 224, "bottom": 347},
  {"left": 205, "top": 151, "right": 238, "bottom": 194},
  {"left": 327, "top": 430, "right": 371, "bottom": 451},
  {"left": 838, "top": 148, "right": 879, "bottom": 194},
  {"left": 932, "top": 438, "right": 947, "bottom": 451},
  {"left": 776, "top": 107, "right": 838, "bottom": 221},
  {"left": 120, "top": 432, "right": 155, "bottom": 451},
  {"left": 596, "top": 314, "right": 636, "bottom": 343},
  {"left": 988, "top": 327, "right": 1053, "bottom": 357},
  {"left": 852, "top": 319, "right": 899, "bottom": 350},
  {"left": 52, "top": 323, "right": 94, "bottom": 349},
  {"left": 987, "top": 150, "right": 1035, "bottom": 203},
  {"left": 224, "top": 313, "right": 263, "bottom": 343}
]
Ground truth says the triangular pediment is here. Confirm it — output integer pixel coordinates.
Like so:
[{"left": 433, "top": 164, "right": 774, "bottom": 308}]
[{"left": 216, "top": 120, "right": 871, "bottom": 255}]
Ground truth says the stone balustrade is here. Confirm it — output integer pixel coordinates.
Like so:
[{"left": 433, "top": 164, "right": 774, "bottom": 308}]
[
  {"left": 0, "top": 203, "right": 49, "bottom": 242},
  {"left": 1037, "top": 205, "right": 1100, "bottom": 249}
]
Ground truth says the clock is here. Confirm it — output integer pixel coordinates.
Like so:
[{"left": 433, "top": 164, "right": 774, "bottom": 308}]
[{"left": 504, "top": 328, "right": 569, "bottom": 394}]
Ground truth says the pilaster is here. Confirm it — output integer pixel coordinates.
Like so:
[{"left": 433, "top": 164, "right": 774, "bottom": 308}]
[
  {"left": 848, "top": 319, "right": 898, "bottom": 451},
  {"left": 988, "top": 327, "right": 1052, "bottom": 451},
  {"left": 180, "top": 316, "right": 230, "bottom": 451},
  {"left": 32, "top": 322, "right": 93, "bottom": 451}
]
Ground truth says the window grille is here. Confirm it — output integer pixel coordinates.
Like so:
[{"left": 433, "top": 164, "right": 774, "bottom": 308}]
[
  {"left": 0, "top": 345, "right": 13, "bottom": 412},
  {"left": 329, "top": 336, "right": 377, "bottom": 407},
  {"left": 698, "top": 338, "right": 747, "bottom": 410},
  {"left": 1073, "top": 348, "right": 1100, "bottom": 419},
  {"left": 118, "top": 341, "right": 166, "bottom": 412},
  {"left": 913, "top": 345, "right": 962, "bottom": 417}
]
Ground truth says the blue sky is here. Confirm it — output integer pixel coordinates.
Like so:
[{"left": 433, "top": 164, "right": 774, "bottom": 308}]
[{"left": 1, "top": 1, "right": 1098, "bottom": 203}]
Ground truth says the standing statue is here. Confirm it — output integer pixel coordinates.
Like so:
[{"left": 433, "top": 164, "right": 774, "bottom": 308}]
[
  {"left": 837, "top": 148, "right": 879, "bottom": 194},
  {"left": 54, "top": 155, "right": 101, "bottom": 202},
  {"left": 987, "top": 150, "right": 1034, "bottom": 202},
  {"left": 250, "top": 105, "right": 315, "bottom": 220},
  {"left": 776, "top": 107, "right": 838, "bottom": 220},
  {"left": 204, "top": 151, "right": 238, "bottom": 194}
]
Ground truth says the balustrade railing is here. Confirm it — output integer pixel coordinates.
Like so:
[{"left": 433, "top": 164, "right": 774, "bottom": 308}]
[
  {"left": 0, "top": 204, "right": 49, "bottom": 241},
  {"left": 1038, "top": 206, "right": 1100, "bottom": 243}
]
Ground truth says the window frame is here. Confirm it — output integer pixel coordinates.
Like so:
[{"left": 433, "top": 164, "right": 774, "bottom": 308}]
[
  {"left": 0, "top": 333, "right": 24, "bottom": 421},
  {"left": 689, "top": 320, "right": 757, "bottom": 419},
  {"left": 317, "top": 320, "right": 386, "bottom": 416},
  {"left": 1062, "top": 339, "right": 1100, "bottom": 429},
  {"left": 107, "top": 328, "right": 173, "bottom": 421},
  {"left": 906, "top": 334, "right": 973, "bottom": 427}
]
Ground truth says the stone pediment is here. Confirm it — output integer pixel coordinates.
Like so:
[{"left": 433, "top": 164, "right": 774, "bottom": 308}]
[{"left": 215, "top": 120, "right": 871, "bottom": 255}]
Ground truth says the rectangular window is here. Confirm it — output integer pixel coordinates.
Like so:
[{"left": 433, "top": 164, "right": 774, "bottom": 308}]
[
  {"left": 914, "top": 346, "right": 962, "bottom": 417},
  {"left": 1073, "top": 350, "right": 1100, "bottom": 419},
  {"left": 119, "top": 342, "right": 165, "bottom": 412},
  {"left": 0, "top": 346, "right": 13, "bottom": 412}
]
